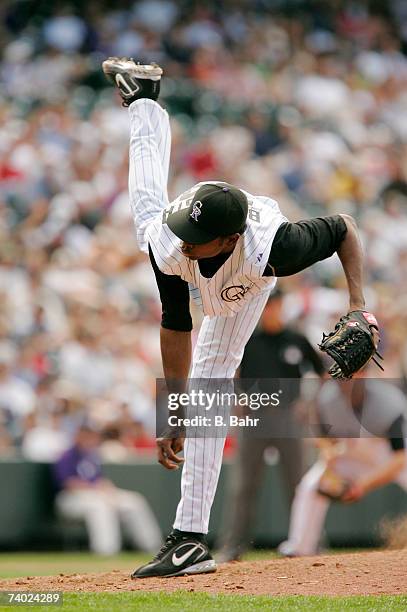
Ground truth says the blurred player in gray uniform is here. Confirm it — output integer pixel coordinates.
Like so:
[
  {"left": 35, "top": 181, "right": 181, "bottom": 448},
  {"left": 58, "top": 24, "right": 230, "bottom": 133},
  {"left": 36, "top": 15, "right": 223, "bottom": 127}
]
[
  {"left": 278, "top": 379, "right": 407, "bottom": 557},
  {"left": 103, "top": 58, "right": 378, "bottom": 578}
]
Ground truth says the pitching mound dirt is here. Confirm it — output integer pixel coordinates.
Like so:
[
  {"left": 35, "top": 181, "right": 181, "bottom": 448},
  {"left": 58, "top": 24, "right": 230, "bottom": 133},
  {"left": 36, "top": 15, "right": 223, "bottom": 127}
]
[{"left": 1, "top": 550, "right": 406, "bottom": 597}]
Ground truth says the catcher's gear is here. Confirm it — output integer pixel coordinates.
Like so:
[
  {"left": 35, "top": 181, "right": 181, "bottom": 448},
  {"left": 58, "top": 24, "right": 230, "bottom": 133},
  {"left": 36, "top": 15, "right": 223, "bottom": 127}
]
[
  {"left": 319, "top": 310, "right": 383, "bottom": 379},
  {"left": 317, "top": 467, "right": 351, "bottom": 501}
]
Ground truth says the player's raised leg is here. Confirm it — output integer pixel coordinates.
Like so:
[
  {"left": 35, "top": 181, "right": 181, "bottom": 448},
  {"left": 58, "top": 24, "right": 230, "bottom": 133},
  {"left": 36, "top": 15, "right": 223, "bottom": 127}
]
[{"left": 102, "top": 57, "right": 170, "bottom": 251}]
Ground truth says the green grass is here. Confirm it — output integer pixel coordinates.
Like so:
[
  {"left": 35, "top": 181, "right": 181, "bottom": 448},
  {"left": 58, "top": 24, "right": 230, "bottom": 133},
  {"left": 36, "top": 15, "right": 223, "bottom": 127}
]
[
  {"left": 0, "top": 552, "right": 148, "bottom": 579},
  {"left": 0, "top": 593, "right": 406, "bottom": 612},
  {"left": 0, "top": 552, "right": 404, "bottom": 611}
]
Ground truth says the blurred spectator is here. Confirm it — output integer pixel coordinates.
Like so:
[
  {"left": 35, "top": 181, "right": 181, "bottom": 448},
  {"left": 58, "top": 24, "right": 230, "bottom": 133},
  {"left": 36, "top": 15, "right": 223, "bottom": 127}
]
[
  {"left": 21, "top": 412, "right": 70, "bottom": 462},
  {"left": 0, "top": 341, "right": 35, "bottom": 416},
  {"left": 0, "top": 0, "right": 406, "bottom": 454},
  {"left": 53, "top": 424, "right": 162, "bottom": 555},
  {"left": 43, "top": 9, "right": 87, "bottom": 53},
  {"left": 0, "top": 421, "right": 14, "bottom": 456}
]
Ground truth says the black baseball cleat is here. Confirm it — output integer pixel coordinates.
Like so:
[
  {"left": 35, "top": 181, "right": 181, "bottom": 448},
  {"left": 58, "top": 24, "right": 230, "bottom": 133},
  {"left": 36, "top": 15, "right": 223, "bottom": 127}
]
[
  {"left": 131, "top": 529, "right": 217, "bottom": 578},
  {"left": 102, "top": 57, "right": 162, "bottom": 106}
]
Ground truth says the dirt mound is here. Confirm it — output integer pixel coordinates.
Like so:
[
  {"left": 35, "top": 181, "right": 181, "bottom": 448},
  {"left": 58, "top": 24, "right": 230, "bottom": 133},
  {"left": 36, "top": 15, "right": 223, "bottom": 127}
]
[{"left": 1, "top": 550, "right": 406, "bottom": 597}]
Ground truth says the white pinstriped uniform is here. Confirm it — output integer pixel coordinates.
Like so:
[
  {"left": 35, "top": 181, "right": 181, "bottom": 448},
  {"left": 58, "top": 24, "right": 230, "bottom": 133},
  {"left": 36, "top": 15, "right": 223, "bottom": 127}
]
[{"left": 128, "top": 99, "right": 287, "bottom": 533}]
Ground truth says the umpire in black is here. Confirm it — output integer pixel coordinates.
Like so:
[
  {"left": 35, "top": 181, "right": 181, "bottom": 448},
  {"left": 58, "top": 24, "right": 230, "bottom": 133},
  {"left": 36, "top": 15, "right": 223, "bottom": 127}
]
[{"left": 217, "top": 289, "right": 324, "bottom": 561}]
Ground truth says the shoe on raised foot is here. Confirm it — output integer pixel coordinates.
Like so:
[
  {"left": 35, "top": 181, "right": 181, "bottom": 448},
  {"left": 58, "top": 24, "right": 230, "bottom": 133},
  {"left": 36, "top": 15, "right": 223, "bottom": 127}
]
[
  {"left": 102, "top": 57, "right": 163, "bottom": 106},
  {"left": 131, "top": 529, "right": 217, "bottom": 578}
]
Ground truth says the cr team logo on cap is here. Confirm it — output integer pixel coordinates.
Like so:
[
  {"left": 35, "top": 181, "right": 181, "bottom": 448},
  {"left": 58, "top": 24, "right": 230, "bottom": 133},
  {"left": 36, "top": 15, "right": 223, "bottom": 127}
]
[{"left": 190, "top": 200, "right": 203, "bottom": 222}]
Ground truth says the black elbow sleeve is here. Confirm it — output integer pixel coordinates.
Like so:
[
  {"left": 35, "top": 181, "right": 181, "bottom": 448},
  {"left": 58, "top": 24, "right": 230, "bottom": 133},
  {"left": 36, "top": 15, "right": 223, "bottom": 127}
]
[
  {"left": 149, "top": 246, "right": 192, "bottom": 332},
  {"left": 161, "top": 305, "right": 193, "bottom": 332},
  {"left": 266, "top": 215, "right": 348, "bottom": 277}
]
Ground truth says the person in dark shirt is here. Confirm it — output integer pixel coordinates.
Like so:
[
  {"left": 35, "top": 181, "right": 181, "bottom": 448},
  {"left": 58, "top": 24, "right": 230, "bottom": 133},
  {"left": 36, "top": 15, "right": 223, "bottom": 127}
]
[
  {"left": 217, "top": 290, "right": 324, "bottom": 562},
  {"left": 53, "top": 424, "right": 162, "bottom": 555}
]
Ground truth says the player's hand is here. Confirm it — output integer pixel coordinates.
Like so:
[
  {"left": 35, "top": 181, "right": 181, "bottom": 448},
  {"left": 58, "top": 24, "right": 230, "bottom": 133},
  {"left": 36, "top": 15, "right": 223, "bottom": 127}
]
[
  {"left": 156, "top": 436, "right": 185, "bottom": 470},
  {"left": 322, "top": 441, "right": 346, "bottom": 465},
  {"left": 341, "top": 482, "right": 366, "bottom": 503}
]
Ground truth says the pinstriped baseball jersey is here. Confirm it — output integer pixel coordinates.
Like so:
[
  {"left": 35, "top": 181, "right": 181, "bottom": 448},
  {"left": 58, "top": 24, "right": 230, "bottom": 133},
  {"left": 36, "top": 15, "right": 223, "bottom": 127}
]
[{"left": 144, "top": 182, "right": 287, "bottom": 318}]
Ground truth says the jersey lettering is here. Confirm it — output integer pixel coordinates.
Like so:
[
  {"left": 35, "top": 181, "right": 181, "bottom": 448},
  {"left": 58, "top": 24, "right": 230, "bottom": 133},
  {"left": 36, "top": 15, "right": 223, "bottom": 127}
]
[
  {"left": 162, "top": 192, "right": 195, "bottom": 224},
  {"left": 248, "top": 208, "right": 260, "bottom": 223}
]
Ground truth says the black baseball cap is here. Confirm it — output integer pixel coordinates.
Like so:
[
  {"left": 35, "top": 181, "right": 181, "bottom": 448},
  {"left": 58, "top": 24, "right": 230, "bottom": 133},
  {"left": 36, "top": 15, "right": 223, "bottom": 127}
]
[{"left": 167, "top": 182, "right": 248, "bottom": 244}]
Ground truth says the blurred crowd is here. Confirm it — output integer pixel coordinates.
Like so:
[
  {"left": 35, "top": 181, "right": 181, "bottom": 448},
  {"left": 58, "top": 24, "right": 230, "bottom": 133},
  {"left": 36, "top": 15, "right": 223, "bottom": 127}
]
[{"left": 1, "top": 0, "right": 407, "bottom": 458}]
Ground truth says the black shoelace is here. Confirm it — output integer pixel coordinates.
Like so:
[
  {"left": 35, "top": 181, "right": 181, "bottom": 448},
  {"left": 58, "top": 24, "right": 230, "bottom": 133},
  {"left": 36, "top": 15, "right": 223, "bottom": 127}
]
[{"left": 153, "top": 533, "right": 180, "bottom": 561}]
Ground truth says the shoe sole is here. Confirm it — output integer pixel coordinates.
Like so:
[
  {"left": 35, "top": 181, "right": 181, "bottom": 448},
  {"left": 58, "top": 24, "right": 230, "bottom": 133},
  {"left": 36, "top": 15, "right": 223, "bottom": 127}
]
[
  {"left": 132, "top": 559, "right": 217, "bottom": 579},
  {"left": 102, "top": 59, "right": 162, "bottom": 81}
]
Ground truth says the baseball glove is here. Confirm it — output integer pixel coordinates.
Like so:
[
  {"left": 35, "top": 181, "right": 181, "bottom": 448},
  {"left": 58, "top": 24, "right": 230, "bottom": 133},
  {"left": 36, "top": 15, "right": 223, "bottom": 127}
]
[
  {"left": 319, "top": 310, "right": 383, "bottom": 379},
  {"left": 317, "top": 467, "right": 351, "bottom": 501}
]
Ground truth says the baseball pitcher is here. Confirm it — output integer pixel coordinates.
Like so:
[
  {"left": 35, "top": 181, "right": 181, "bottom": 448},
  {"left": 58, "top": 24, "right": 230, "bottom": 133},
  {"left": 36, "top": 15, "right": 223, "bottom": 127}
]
[{"left": 102, "top": 58, "right": 381, "bottom": 578}]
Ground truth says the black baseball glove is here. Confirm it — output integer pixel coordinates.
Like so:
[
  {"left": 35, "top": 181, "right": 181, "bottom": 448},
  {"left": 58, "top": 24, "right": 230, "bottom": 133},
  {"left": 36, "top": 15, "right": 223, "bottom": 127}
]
[{"left": 319, "top": 310, "right": 383, "bottom": 379}]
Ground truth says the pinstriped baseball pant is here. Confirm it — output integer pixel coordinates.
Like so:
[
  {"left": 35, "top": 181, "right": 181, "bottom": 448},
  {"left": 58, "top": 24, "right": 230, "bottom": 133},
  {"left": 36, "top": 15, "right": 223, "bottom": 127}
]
[
  {"left": 128, "top": 99, "right": 271, "bottom": 534},
  {"left": 174, "top": 292, "right": 271, "bottom": 533}
]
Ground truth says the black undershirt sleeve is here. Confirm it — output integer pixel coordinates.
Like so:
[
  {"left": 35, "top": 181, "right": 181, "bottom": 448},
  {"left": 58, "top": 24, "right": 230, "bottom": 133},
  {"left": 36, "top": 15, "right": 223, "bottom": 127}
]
[
  {"left": 148, "top": 245, "right": 192, "bottom": 332},
  {"left": 386, "top": 415, "right": 406, "bottom": 451},
  {"left": 263, "top": 215, "right": 348, "bottom": 277}
]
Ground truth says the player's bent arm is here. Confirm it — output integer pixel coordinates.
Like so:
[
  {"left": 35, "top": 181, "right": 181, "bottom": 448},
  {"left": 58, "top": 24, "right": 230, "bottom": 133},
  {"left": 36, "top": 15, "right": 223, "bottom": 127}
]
[
  {"left": 160, "top": 328, "right": 191, "bottom": 385},
  {"left": 356, "top": 449, "right": 406, "bottom": 495},
  {"left": 336, "top": 214, "right": 365, "bottom": 311},
  {"left": 149, "top": 246, "right": 192, "bottom": 384},
  {"left": 157, "top": 331, "right": 191, "bottom": 469},
  {"left": 358, "top": 418, "right": 407, "bottom": 494},
  {"left": 266, "top": 215, "right": 347, "bottom": 278},
  {"left": 265, "top": 214, "right": 366, "bottom": 311},
  {"left": 149, "top": 245, "right": 193, "bottom": 334},
  {"left": 149, "top": 245, "right": 192, "bottom": 469}
]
